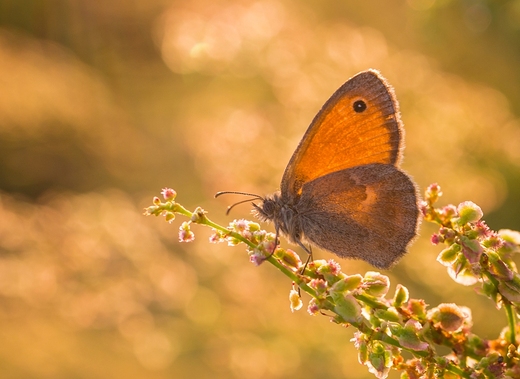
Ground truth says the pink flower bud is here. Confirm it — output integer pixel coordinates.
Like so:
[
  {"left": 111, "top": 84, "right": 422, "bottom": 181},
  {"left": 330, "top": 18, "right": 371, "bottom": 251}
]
[
  {"left": 161, "top": 188, "right": 177, "bottom": 201},
  {"left": 178, "top": 221, "right": 195, "bottom": 242},
  {"left": 425, "top": 183, "right": 442, "bottom": 203}
]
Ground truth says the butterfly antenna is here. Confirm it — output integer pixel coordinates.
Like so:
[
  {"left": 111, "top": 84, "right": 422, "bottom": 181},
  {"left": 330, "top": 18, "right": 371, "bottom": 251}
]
[{"left": 215, "top": 191, "right": 264, "bottom": 215}]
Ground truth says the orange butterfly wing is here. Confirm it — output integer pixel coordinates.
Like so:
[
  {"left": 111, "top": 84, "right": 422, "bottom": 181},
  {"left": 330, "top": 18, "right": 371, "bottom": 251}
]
[{"left": 281, "top": 69, "right": 404, "bottom": 197}]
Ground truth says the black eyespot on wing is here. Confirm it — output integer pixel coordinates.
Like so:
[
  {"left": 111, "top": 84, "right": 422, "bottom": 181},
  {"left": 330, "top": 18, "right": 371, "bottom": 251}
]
[{"left": 353, "top": 100, "right": 367, "bottom": 113}]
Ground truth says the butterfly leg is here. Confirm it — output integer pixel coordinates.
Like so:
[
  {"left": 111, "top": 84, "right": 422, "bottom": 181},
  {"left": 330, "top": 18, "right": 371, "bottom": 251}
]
[
  {"left": 265, "top": 226, "right": 280, "bottom": 259},
  {"left": 291, "top": 241, "right": 313, "bottom": 296},
  {"left": 294, "top": 239, "right": 313, "bottom": 275}
]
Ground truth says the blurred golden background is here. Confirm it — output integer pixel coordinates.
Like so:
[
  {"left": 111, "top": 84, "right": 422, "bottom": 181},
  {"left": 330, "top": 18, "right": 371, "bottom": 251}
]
[{"left": 1, "top": 0, "right": 520, "bottom": 378}]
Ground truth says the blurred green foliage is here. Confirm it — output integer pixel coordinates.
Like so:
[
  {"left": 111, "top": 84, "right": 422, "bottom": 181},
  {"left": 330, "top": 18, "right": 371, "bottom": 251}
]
[{"left": 0, "top": 0, "right": 520, "bottom": 378}]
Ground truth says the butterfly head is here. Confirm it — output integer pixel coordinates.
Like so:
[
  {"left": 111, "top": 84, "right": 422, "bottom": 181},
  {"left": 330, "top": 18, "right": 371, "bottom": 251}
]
[
  {"left": 252, "top": 192, "right": 281, "bottom": 223},
  {"left": 254, "top": 191, "right": 304, "bottom": 246}
]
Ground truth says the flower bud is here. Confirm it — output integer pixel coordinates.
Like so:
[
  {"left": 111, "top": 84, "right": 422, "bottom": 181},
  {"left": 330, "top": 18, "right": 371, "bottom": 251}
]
[
  {"left": 366, "top": 341, "right": 392, "bottom": 379},
  {"left": 374, "top": 308, "right": 401, "bottom": 323},
  {"left": 249, "top": 248, "right": 268, "bottom": 266},
  {"left": 437, "top": 243, "right": 461, "bottom": 266},
  {"left": 393, "top": 320, "right": 429, "bottom": 351},
  {"left": 425, "top": 183, "right": 442, "bottom": 204},
  {"left": 309, "top": 278, "right": 328, "bottom": 297},
  {"left": 498, "top": 229, "right": 520, "bottom": 245},
  {"left": 393, "top": 284, "right": 409, "bottom": 308},
  {"left": 430, "top": 234, "right": 442, "bottom": 245},
  {"left": 275, "top": 248, "right": 302, "bottom": 270},
  {"left": 428, "top": 303, "right": 466, "bottom": 332},
  {"left": 460, "top": 236, "right": 483, "bottom": 264},
  {"left": 356, "top": 337, "right": 368, "bottom": 365},
  {"left": 447, "top": 264, "right": 480, "bottom": 286},
  {"left": 161, "top": 188, "right": 177, "bottom": 201},
  {"left": 331, "top": 293, "right": 362, "bottom": 324},
  {"left": 191, "top": 207, "right": 207, "bottom": 223},
  {"left": 455, "top": 201, "right": 483, "bottom": 225},
  {"left": 331, "top": 274, "right": 363, "bottom": 293},
  {"left": 179, "top": 221, "right": 195, "bottom": 242},
  {"left": 165, "top": 212, "right": 175, "bottom": 223},
  {"left": 487, "top": 250, "right": 514, "bottom": 280},
  {"left": 209, "top": 231, "right": 225, "bottom": 244},
  {"left": 307, "top": 298, "right": 320, "bottom": 315},
  {"left": 316, "top": 259, "right": 342, "bottom": 284},
  {"left": 407, "top": 299, "right": 427, "bottom": 319},
  {"left": 289, "top": 289, "right": 303, "bottom": 312},
  {"left": 498, "top": 273, "right": 520, "bottom": 303},
  {"left": 362, "top": 272, "right": 390, "bottom": 297}
]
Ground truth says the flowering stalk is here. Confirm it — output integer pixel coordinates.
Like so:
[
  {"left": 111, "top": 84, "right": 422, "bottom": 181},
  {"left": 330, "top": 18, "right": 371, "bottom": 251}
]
[
  {"left": 145, "top": 186, "right": 520, "bottom": 378},
  {"left": 146, "top": 189, "right": 316, "bottom": 296},
  {"left": 423, "top": 184, "right": 520, "bottom": 353}
]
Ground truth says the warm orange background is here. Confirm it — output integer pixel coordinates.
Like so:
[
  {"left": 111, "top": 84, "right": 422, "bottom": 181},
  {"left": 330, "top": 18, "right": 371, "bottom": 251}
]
[{"left": 1, "top": 1, "right": 520, "bottom": 378}]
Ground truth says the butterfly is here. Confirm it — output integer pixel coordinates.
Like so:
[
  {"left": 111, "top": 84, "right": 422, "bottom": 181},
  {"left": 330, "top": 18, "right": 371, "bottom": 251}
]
[{"left": 218, "top": 69, "right": 420, "bottom": 269}]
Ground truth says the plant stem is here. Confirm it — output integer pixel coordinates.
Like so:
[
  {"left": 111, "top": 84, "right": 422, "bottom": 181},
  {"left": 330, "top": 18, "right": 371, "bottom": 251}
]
[
  {"left": 482, "top": 270, "right": 517, "bottom": 347},
  {"left": 445, "top": 362, "right": 471, "bottom": 378},
  {"left": 505, "top": 300, "right": 517, "bottom": 347}
]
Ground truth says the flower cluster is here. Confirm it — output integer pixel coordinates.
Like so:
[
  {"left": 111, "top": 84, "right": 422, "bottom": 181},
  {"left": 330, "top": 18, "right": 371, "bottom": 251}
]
[
  {"left": 210, "top": 219, "right": 278, "bottom": 265},
  {"left": 144, "top": 187, "right": 207, "bottom": 243},
  {"left": 297, "top": 259, "right": 481, "bottom": 378},
  {"left": 423, "top": 184, "right": 520, "bottom": 304}
]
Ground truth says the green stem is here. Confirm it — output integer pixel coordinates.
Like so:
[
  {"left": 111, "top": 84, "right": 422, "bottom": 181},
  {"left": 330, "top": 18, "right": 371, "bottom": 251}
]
[
  {"left": 445, "top": 362, "right": 471, "bottom": 378},
  {"left": 173, "top": 202, "right": 259, "bottom": 249},
  {"left": 355, "top": 320, "right": 432, "bottom": 359},
  {"left": 354, "top": 292, "right": 389, "bottom": 310},
  {"left": 505, "top": 300, "right": 517, "bottom": 347},
  {"left": 170, "top": 203, "right": 194, "bottom": 218},
  {"left": 201, "top": 212, "right": 256, "bottom": 248},
  {"left": 483, "top": 271, "right": 517, "bottom": 347}
]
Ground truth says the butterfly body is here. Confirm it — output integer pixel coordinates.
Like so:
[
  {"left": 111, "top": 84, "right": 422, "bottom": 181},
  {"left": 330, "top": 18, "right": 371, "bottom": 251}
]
[
  {"left": 256, "top": 163, "right": 418, "bottom": 269},
  {"left": 240, "top": 69, "right": 420, "bottom": 269}
]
